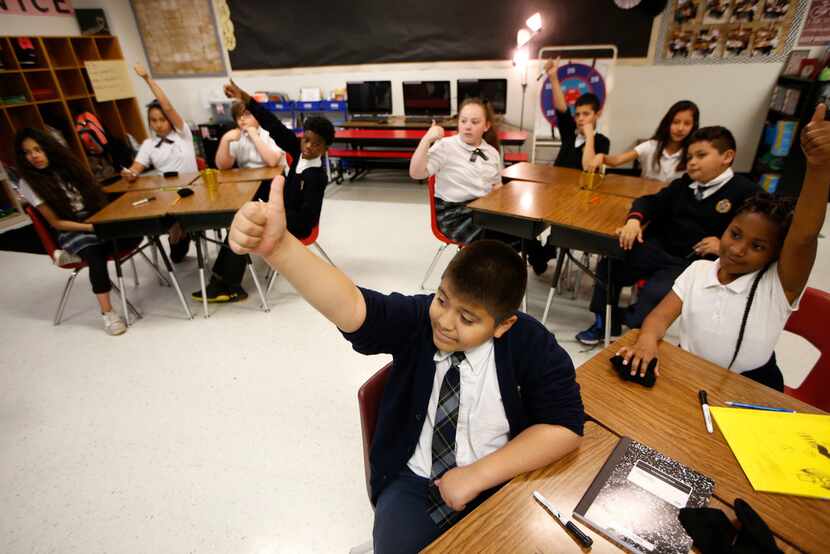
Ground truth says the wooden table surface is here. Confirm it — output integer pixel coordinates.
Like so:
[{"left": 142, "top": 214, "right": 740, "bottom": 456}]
[
  {"left": 102, "top": 172, "right": 200, "bottom": 194},
  {"left": 424, "top": 422, "right": 800, "bottom": 553},
  {"left": 577, "top": 330, "right": 827, "bottom": 554},
  {"left": 167, "top": 180, "right": 259, "bottom": 215},
  {"left": 502, "top": 163, "right": 665, "bottom": 199},
  {"left": 468, "top": 180, "right": 574, "bottom": 222},
  {"left": 543, "top": 189, "right": 632, "bottom": 238},
  {"left": 216, "top": 167, "right": 281, "bottom": 183},
  {"left": 87, "top": 189, "right": 174, "bottom": 224}
]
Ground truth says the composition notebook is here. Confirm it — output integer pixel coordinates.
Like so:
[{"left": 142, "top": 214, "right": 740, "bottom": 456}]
[
  {"left": 711, "top": 407, "right": 830, "bottom": 500},
  {"left": 574, "top": 437, "right": 714, "bottom": 554}
]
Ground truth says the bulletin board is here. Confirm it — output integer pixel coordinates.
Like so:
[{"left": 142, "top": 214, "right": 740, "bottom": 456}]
[
  {"left": 130, "top": 0, "right": 227, "bottom": 77},
  {"left": 657, "top": 0, "right": 808, "bottom": 64}
]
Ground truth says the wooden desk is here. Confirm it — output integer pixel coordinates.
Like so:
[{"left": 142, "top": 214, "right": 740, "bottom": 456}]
[
  {"left": 216, "top": 167, "right": 281, "bottom": 183},
  {"left": 502, "top": 163, "right": 665, "bottom": 199},
  {"left": 466, "top": 180, "right": 561, "bottom": 240},
  {"left": 578, "top": 330, "right": 827, "bottom": 554},
  {"left": 102, "top": 172, "right": 200, "bottom": 194},
  {"left": 425, "top": 422, "right": 799, "bottom": 553}
]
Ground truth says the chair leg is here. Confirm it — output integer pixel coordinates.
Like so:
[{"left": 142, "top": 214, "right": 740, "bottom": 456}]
[
  {"left": 54, "top": 269, "right": 80, "bottom": 325},
  {"left": 420, "top": 243, "right": 450, "bottom": 290},
  {"left": 110, "top": 280, "right": 142, "bottom": 320},
  {"left": 194, "top": 233, "right": 209, "bottom": 319},
  {"left": 542, "top": 248, "right": 568, "bottom": 326},
  {"left": 151, "top": 236, "right": 193, "bottom": 320},
  {"left": 312, "top": 242, "right": 335, "bottom": 266},
  {"left": 138, "top": 249, "right": 171, "bottom": 287},
  {"left": 130, "top": 256, "right": 139, "bottom": 287},
  {"left": 247, "top": 256, "right": 270, "bottom": 312},
  {"left": 266, "top": 269, "right": 278, "bottom": 297}
]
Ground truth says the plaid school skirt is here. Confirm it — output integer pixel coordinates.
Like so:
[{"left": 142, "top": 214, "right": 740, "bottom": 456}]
[
  {"left": 57, "top": 231, "right": 105, "bottom": 255},
  {"left": 434, "top": 197, "right": 483, "bottom": 244}
]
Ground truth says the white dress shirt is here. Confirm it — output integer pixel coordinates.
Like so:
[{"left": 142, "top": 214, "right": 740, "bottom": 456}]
[
  {"left": 135, "top": 122, "right": 198, "bottom": 174},
  {"left": 634, "top": 139, "right": 684, "bottom": 182},
  {"left": 689, "top": 167, "right": 734, "bottom": 201},
  {"left": 229, "top": 127, "right": 283, "bottom": 169},
  {"left": 407, "top": 338, "right": 510, "bottom": 478},
  {"left": 428, "top": 134, "right": 502, "bottom": 203}
]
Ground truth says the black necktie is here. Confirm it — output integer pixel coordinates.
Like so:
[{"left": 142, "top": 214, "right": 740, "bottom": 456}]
[
  {"left": 469, "top": 148, "right": 488, "bottom": 163},
  {"left": 155, "top": 137, "right": 174, "bottom": 148}
]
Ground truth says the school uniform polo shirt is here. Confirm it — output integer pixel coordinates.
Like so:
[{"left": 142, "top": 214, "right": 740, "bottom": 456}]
[
  {"left": 553, "top": 108, "right": 610, "bottom": 170},
  {"left": 229, "top": 127, "right": 284, "bottom": 169},
  {"left": 427, "top": 134, "right": 501, "bottom": 203},
  {"left": 342, "top": 287, "right": 584, "bottom": 504},
  {"left": 634, "top": 139, "right": 684, "bottom": 182},
  {"left": 673, "top": 260, "right": 802, "bottom": 373},
  {"left": 135, "top": 122, "right": 198, "bottom": 174}
]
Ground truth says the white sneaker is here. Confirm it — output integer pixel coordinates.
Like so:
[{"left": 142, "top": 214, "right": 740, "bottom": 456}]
[
  {"left": 53, "top": 249, "right": 82, "bottom": 266},
  {"left": 102, "top": 311, "right": 127, "bottom": 336}
]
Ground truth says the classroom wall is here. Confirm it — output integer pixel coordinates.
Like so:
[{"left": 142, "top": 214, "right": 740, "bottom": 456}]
[{"left": 0, "top": 1, "right": 788, "bottom": 171}]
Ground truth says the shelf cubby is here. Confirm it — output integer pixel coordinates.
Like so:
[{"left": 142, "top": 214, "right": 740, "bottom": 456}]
[
  {"left": 70, "top": 37, "right": 100, "bottom": 63},
  {"left": 9, "top": 37, "right": 48, "bottom": 69},
  {"left": 95, "top": 37, "right": 123, "bottom": 61},
  {"left": 6, "top": 104, "right": 44, "bottom": 130},
  {"left": 55, "top": 68, "right": 87, "bottom": 98},
  {"left": 0, "top": 72, "right": 31, "bottom": 105},
  {"left": 23, "top": 70, "right": 59, "bottom": 102},
  {"left": 42, "top": 37, "right": 78, "bottom": 69}
]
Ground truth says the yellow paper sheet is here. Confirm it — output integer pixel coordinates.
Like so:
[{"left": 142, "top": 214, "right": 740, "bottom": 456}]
[
  {"left": 84, "top": 60, "right": 135, "bottom": 102},
  {"left": 711, "top": 407, "right": 830, "bottom": 500}
]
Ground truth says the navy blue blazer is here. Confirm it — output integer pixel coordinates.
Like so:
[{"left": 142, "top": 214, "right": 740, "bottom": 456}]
[{"left": 342, "top": 288, "right": 585, "bottom": 504}]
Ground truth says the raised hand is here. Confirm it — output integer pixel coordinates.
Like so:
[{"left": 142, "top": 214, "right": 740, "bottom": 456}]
[
  {"left": 802, "top": 103, "right": 830, "bottom": 169},
  {"left": 544, "top": 56, "right": 561, "bottom": 77},
  {"left": 229, "top": 175, "right": 287, "bottom": 257},
  {"left": 133, "top": 63, "right": 149, "bottom": 80},
  {"left": 223, "top": 79, "right": 251, "bottom": 104},
  {"left": 425, "top": 119, "right": 445, "bottom": 143}
]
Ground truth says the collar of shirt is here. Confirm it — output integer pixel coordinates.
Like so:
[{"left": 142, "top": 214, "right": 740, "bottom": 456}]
[
  {"left": 433, "top": 338, "right": 494, "bottom": 377},
  {"left": 453, "top": 134, "right": 486, "bottom": 152},
  {"left": 662, "top": 147, "right": 683, "bottom": 161},
  {"left": 689, "top": 167, "right": 734, "bottom": 199},
  {"left": 574, "top": 134, "right": 586, "bottom": 148},
  {"left": 295, "top": 155, "right": 322, "bottom": 174},
  {"left": 702, "top": 258, "right": 757, "bottom": 294}
]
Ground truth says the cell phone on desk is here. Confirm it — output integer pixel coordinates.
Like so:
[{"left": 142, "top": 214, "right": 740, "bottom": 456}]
[{"left": 163, "top": 171, "right": 179, "bottom": 177}]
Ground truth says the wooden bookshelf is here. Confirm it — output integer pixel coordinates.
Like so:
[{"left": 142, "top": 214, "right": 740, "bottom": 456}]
[{"left": 0, "top": 35, "right": 148, "bottom": 232}]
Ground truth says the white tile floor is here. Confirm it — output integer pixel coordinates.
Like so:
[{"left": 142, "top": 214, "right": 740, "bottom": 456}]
[{"left": 1, "top": 172, "right": 828, "bottom": 554}]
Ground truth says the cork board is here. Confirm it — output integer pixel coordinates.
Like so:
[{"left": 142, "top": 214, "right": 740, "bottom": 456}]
[{"left": 130, "top": 0, "right": 227, "bottom": 77}]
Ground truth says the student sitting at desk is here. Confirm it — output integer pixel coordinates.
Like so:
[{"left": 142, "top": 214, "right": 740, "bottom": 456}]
[
  {"left": 576, "top": 126, "right": 759, "bottom": 345},
  {"left": 192, "top": 100, "right": 285, "bottom": 303},
  {"left": 590, "top": 100, "right": 700, "bottom": 182},
  {"left": 194, "top": 80, "right": 335, "bottom": 303},
  {"left": 15, "top": 128, "right": 139, "bottom": 336},
  {"left": 618, "top": 104, "right": 830, "bottom": 391},
  {"left": 227, "top": 184, "right": 584, "bottom": 553},
  {"left": 529, "top": 57, "right": 612, "bottom": 274},
  {"left": 120, "top": 64, "right": 197, "bottom": 264}
]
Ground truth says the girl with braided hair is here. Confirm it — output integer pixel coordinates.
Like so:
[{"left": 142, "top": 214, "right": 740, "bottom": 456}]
[{"left": 617, "top": 104, "right": 830, "bottom": 390}]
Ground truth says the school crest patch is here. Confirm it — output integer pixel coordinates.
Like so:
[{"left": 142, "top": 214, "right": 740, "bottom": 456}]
[{"left": 715, "top": 199, "right": 731, "bottom": 213}]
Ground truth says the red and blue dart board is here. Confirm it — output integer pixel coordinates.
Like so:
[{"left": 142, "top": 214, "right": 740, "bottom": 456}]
[{"left": 540, "top": 62, "right": 607, "bottom": 127}]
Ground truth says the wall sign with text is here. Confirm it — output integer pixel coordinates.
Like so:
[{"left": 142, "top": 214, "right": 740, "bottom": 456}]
[{"left": 0, "top": 0, "right": 74, "bottom": 16}]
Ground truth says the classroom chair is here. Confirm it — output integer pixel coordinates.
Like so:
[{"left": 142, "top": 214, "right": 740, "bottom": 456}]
[
  {"left": 421, "top": 176, "right": 463, "bottom": 289},
  {"left": 264, "top": 225, "right": 334, "bottom": 297},
  {"left": 25, "top": 205, "right": 143, "bottom": 325},
  {"left": 783, "top": 287, "right": 830, "bottom": 411},
  {"left": 357, "top": 362, "right": 393, "bottom": 501}
]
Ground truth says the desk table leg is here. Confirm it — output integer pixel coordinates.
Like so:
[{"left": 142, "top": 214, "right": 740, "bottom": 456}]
[
  {"left": 542, "top": 247, "right": 568, "bottom": 326},
  {"left": 605, "top": 260, "right": 612, "bottom": 347},
  {"left": 112, "top": 239, "right": 131, "bottom": 326},
  {"left": 151, "top": 236, "right": 193, "bottom": 320},
  {"left": 194, "top": 232, "right": 209, "bottom": 318}
]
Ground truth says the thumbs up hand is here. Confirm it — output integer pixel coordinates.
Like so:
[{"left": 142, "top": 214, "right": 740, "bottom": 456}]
[
  {"left": 229, "top": 175, "right": 287, "bottom": 257},
  {"left": 802, "top": 103, "right": 830, "bottom": 169}
]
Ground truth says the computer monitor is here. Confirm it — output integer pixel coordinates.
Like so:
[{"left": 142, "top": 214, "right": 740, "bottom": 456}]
[
  {"left": 402, "top": 80, "right": 451, "bottom": 117},
  {"left": 457, "top": 79, "right": 507, "bottom": 114},
  {"left": 346, "top": 81, "right": 393, "bottom": 116}
]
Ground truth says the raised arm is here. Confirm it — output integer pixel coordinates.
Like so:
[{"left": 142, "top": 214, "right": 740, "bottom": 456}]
[
  {"left": 778, "top": 104, "right": 830, "bottom": 304},
  {"left": 409, "top": 121, "right": 444, "bottom": 180},
  {"left": 225, "top": 80, "right": 300, "bottom": 160},
  {"left": 229, "top": 177, "right": 366, "bottom": 332},
  {"left": 603, "top": 150, "right": 639, "bottom": 167},
  {"left": 215, "top": 128, "right": 242, "bottom": 169},
  {"left": 544, "top": 58, "right": 567, "bottom": 112},
  {"left": 245, "top": 126, "right": 283, "bottom": 168},
  {"left": 581, "top": 122, "right": 597, "bottom": 171},
  {"left": 134, "top": 63, "right": 184, "bottom": 131}
]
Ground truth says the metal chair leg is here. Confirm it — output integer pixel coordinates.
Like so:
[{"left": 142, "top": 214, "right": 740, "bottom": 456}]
[
  {"left": 247, "top": 256, "right": 270, "bottom": 312},
  {"left": 110, "top": 280, "right": 142, "bottom": 320},
  {"left": 266, "top": 269, "right": 278, "bottom": 297},
  {"left": 129, "top": 256, "right": 139, "bottom": 287},
  {"left": 54, "top": 269, "right": 80, "bottom": 325},
  {"left": 138, "top": 250, "right": 170, "bottom": 287},
  {"left": 420, "top": 243, "right": 450, "bottom": 290},
  {"left": 312, "top": 242, "right": 335, "bottom": 266}
]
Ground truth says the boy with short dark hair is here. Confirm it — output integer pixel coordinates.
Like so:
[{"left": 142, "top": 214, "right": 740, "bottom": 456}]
[
  {"left": 576, "top": 125, "right": 761, "bottom": 345},
  {"left": 227, "top": 182, "right": 584, "bottom": 554}
]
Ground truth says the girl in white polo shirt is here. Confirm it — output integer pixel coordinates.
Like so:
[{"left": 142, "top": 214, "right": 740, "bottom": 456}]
[
  {"left": 120, "top": 63, "right": 198, "bottom": 262},
  {"left": 616, "top": 104, "right": 829, "bottom": 391},
  {"left": 592, "top": 100, "right": 700, "bottom": 183},
  {"left": 410, "top": 98, "right": 502, "bottom": 243}
]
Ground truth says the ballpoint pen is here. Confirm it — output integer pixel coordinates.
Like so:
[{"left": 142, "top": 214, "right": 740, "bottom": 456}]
[{"left": 533, "top": 490, "right": 593, "bottom": 548}]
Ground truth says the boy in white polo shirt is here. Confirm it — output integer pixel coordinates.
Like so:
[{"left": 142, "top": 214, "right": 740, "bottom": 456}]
[
  {"left": 215, "top": 102, "right": 286, "bottom": 173},
  {"left": 617, "top": 104, "right": 830, "bottom": 391}
]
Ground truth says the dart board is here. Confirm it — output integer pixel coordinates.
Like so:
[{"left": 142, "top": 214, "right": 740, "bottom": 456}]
[{"left": 540, "top": 62, "right": 607, "bottom": 127}]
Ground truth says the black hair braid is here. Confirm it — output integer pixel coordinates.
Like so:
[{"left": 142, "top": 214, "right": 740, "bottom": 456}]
[
  {"left": 728, "top": 264, "right": 770, "bottom": 370},
  {"left": 736, "top": 192, "right": 796, "bottom": 240}
]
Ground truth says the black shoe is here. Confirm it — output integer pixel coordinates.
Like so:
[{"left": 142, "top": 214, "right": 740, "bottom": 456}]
[
  {"left": 191, "top": 281, "right": 248, "bottom": 303},
  {"left": 575, "top": 313, "right": 622, "bottom": 345},
  {"left": 169, "top": 236, "right": 191, "bottom": 264}
]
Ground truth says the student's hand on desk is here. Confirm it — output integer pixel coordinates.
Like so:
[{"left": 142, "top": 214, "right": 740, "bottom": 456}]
[
  {"left": 801, "top": 103, "right": 830, "bottom": 169},
  {"left": 617, "top": 338, "right": 661, "bottom": 378},
  {"left": 229, "top": 175, "right": 287, "bottom": 257},
  {"left": 692, "top": 236, "right": 720, "bottom": 257},
  {"left": 425, "top": 120, "right": 445, "bottom": 143},
  {"left": 435, "top": 466, "right": 481, "bottom": 512},
  {"left": 133, "top": 63, "right": 149, "bottom": 80},
  {"left": 120, "top": 168, "right": 137, "bottom": 182},
  {"left": 616, "top": 219, "right": 643, "bottom": 250},
  {"left": 589, "top": 153, "right": 605, "bottom": 172}
]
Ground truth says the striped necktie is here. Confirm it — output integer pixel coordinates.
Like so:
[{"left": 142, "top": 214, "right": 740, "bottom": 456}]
[{"left": 427, "top": 351, "right": 465, "bottom": 528}]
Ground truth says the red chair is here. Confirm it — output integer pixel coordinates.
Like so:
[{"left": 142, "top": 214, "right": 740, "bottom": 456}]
[
  {"left": 357, "top": 362, "right": 392, "bottom": 501},
  {"left": 783, "top": 287, "right": 830, "bottom": 411},
  {"left": 196, "top": 156, "right": 208, "bottom": 170},
  {"left": 420, "top": 176, "right": 464, "bottom": 289},
  {"left": 24, "top": 205, "right": 143, "bottom": 325}
]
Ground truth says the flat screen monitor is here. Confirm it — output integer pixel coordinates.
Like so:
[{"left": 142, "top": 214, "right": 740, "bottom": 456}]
[
  {"left": 457, "top": 78, "right": 507, "bottom": 114},
  {"left": 402, "top": 80, "right": 451, "bottom": 117},
  {"left": 346, "top": 81, "right": 392, "bottom": 115}
]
